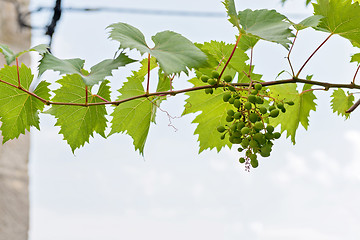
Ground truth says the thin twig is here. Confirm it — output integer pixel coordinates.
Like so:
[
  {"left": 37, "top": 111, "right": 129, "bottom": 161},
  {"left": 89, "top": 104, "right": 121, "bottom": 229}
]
[
  {"left": 353, "top": 65, "right": 360, "bottom": 85},
  {"left": 287, "top": 30, "right": 298, "bottom": 77},
  {"left": 146, "top": 53, "right": 151, "bottom": 93}
]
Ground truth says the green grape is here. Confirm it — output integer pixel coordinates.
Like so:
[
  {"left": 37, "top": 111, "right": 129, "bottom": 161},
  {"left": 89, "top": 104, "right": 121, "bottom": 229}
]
[
  {"left": 228, "top": 86, "right": 236, "bottom": 92},
  {"left": 265, "top": 132, "right": 274, "bottom": 140},
  {"left": 274, "top": 132, "right": 281, "bottom": 139},
  {"left": 230, "top": 124, "right": 237, "bottom": 131},
  {"left": 269, "top": 105, "right": 276, "bottom": 111},
  {"left": 217, "top": 126, "right": 226, "bottom": 133},
  {"left": 259, "top": 107, "right": 267, "bottom": 114},
  {"left": 254, "top": 122, "right": 263, "bottom": 130},
  {"left": 248, "top": 95, "right": 256, "bottom": 103},
  {"left": 266, "top": 125, "right": 274, "bottom": 133},
  {"left": 251, "top": 159, "right": 259, "bottom": 168},
  {"left": 254, "top": 133, "right": 266, "bottom": 145},
  {"left": 256, "top": 96, "right": 264, "bottom": 104},
  {"left": 241, "top": 127, "right": 250, "bottom": 135},
  {"left": 220, "top": 134, "right": 226, "bottom": 140},
  {"left": 270, "top": 109, "right": 280, "bottom": 118},
  {"left": 229, "top": 97, "right": 235, "bottom": 104},
  {"left": 212, "top": 71, "right": 220, "bottom": 79},
  {"left": 249, "top": 113, "right": 258, "bottom": 123},
  {"left": 226, "top": 115, "right": 234, "bottom": 122},
  {"left": 244, "top": 102, "right": 252, "bottom": 110},
  {"left": 249, "top": 140, "right": 258, "bottom": 148},
  {"left": 254, "top": 83, "right": 262, "bottom": 91},
  {"left": 223, "top": 75, "right": 233, "bottom": 82},
  {"left": 241, "top": 139, "right": 250, "bottom": 148},
  {"left": 208, "top": 79, "right": 217, "bottom": 85},
  {"left": 227, "top": 109, "right": 235, "bottom": 116},
  {"left": 234, "top": 112, "right": 242, "bottom": 119},
  {"left": 205, "top": 88, "right": 213, "bottom": 94},
  {"left": 223, "top": 92, "right": 232, "bottom": 102},
  {"left": 238, "top": 147, "right": 244, "bottom": 152},
  {"left": 201, "top": 76, "right": 209, "bottom": 83},
  {"left": 233, "top": 131, "right": 242, "bottom": 138},
  {"left": 249, "top": 154, "right": 257, "bottom": 161},
  {"left": 281, "top": 108, "right": 286, "bottom": 113},
  {"left": 260, "top": 144, "right": 272, "bottom": 157},
  {"left": 239, "top": 157, "right": 246, "bottom": 163},
  {"left": 234, "top": 99, "right": 241, "bottom": 108},
  {"left": 237, "top": 121, "right": 245, "bottom": 130},
  {"left": 251, "top": 90, "right": 258, "bottom": 95},
  {"left": 286, "top": 100, "right": 295, "bottom": 105},
  {"left": 277, "top": 103, "right": 284, "bottom": 109}
]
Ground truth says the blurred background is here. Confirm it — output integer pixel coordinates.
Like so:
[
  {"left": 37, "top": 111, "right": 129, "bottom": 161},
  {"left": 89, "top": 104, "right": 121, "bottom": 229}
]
[{"left": 23, "top": 0, "right": 360, "bottom": 239}]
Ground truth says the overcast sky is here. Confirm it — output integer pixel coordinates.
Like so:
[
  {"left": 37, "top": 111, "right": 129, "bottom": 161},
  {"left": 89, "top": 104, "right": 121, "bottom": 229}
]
[{"left": 28, "top": 0, "right": 360, "bottom": 239}]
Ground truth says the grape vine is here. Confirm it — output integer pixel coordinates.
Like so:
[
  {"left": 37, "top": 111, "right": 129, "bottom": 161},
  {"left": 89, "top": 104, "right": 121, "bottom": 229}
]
[{"left": 0, "top": 0, "right": 360, "bottom": 170}]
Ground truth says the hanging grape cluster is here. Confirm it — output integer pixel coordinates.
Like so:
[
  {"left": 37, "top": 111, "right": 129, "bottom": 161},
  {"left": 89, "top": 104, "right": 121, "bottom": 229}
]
[{"left": 201, "top": 71, "right": 294, "bottom": 171}]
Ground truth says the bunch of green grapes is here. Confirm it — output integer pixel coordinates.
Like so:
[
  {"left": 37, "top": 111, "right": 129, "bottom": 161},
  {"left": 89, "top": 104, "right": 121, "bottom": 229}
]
[{"left": 212, "top": 75, "right": 294, "bottom": 171}]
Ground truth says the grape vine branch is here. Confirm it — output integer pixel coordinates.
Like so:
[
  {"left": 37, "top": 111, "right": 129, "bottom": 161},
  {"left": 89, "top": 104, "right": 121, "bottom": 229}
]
[{"left": 0, "top": 0, "right": 359, "bottom": 169}]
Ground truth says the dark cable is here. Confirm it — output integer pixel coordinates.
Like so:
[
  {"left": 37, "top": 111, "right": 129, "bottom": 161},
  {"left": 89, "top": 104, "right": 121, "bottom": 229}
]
[{"left": 45, "top": 0, "right": 62, "bottom": 48}]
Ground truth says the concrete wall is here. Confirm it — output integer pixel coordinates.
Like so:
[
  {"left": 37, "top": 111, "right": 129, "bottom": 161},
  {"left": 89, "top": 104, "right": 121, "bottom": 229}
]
[{"left": 0, "top": 0, "right": 31, "bottom": 239}]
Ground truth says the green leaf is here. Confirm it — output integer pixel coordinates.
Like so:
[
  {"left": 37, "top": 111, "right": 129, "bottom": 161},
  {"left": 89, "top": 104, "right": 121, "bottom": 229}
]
[
  {"left": 222, "top": 0, "right": 240, "bottom": 30},
  {"left": 0, "top": 44, "right": 50, "bottom": 65},
  {"left": 350, "top": 53, "right": 360, "bottom": 64},
  {"left": 38, "top": 52, "right": 135, "bottom": 86},
  {"left": 313, "top": 0, "right": 360, "bottom": 47},
  {"left": 108, "top": 22, "right": 207, "bottom": 75},
  {"left": 0, "top": 44, "right": 16, "bottom": 65},
  {"left": 183, "top": 78, "right": 233, "bottom": 152},
  {"left": 293, "top": 15, "right": 324, "bottom": 31},
  {"left": 48, "top": 75, "right": 111, "bottom": 152},
  {"left": 269, "top": 83, "right": 317, "bottom": 143},
  {"left": 0, "top": 64, "right": 50, "bottom": 142},
  {"left": 238, "top": 33, "right": 260, "bottom": 51},
  {"left": 331, "top": 88, "right": 354, "bottom": 119},
  {"left": 109, "top": 58, "right": 158, "bottom": 155},
  {"left": 238, "top": 9, "right": 294, "bottom": 49},
  {"left": 196, "top": 41, "right": 249, "bottom": 73}
]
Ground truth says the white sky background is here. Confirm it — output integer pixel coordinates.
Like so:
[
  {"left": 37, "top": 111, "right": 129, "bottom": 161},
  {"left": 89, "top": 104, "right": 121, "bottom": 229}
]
[{"left": 27, "top": 0, "right": 360, "bottom": 239}]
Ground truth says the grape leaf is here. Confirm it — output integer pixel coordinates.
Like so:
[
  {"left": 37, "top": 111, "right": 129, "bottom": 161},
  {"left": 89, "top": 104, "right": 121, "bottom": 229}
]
[
  {"left": 0, "top": 64, "right": 50, "bottom": 142},
  {"left": 109, "top": 58, "right": 158, "bottom": 154},
  {"left": 222, "top": 0, "right": 240, "bottom": 30},
  {"left": 237, "top": 9, "right": 294, "bottom": 49},
  {"left": 0, "top": 45, "right": 16, "bottom": 65},
  {"left": 293, "top": 15, "right": 324, "bottom": 31},
  {"left": 183, "top": 78, "right": 233, "bottom": 153},
  {"left": 269, "top": 83, "right": 317, "bottom": 144},
  {"left": 38, "top": 52, "right": 135, "bottom": 86},
  {"left": 108, "top": 22, "right": 207, "bottom": 75},
  {"left": 238, "top": 33, "right": 260, "bottom": 51},
  {"left": 0, "top": 44, "right": 49, "bottom": 65},
  {"left": 313, "top": 0, "right": 360, "bottom": 47},
  {"left": 331, "top": 88, "right": 354, "bottom": 119},
  {"left": 350, "top": 53, "right": 360, "bottom": 64},
  {"left": 47, "top": 75, "right": 111, "bottom": 152},
  {"left": 197, "top": 41, "right": 249, "bottom": 73}
]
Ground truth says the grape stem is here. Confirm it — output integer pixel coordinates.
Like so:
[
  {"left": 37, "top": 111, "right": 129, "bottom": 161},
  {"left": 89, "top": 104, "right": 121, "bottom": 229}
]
[
  {"left": 219, "top": 33, "right": 242, "bottom": 80},
  {"left": 352, "top": 64, "right": 360, "bottom": 85},
  {"left": 15, "top": 58, "right": 22, "bottom": 89},
  {"left": 295, "top": 33, "right": 333, "bottom": 78},
  {"left": 287, "top": 30, "right": 298, "bottom": 77}
]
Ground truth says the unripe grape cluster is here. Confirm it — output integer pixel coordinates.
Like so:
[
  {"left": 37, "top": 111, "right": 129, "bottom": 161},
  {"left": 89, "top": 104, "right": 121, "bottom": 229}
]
[{"left": 200, "top": 72, "right": 294, "bottom": 171}]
